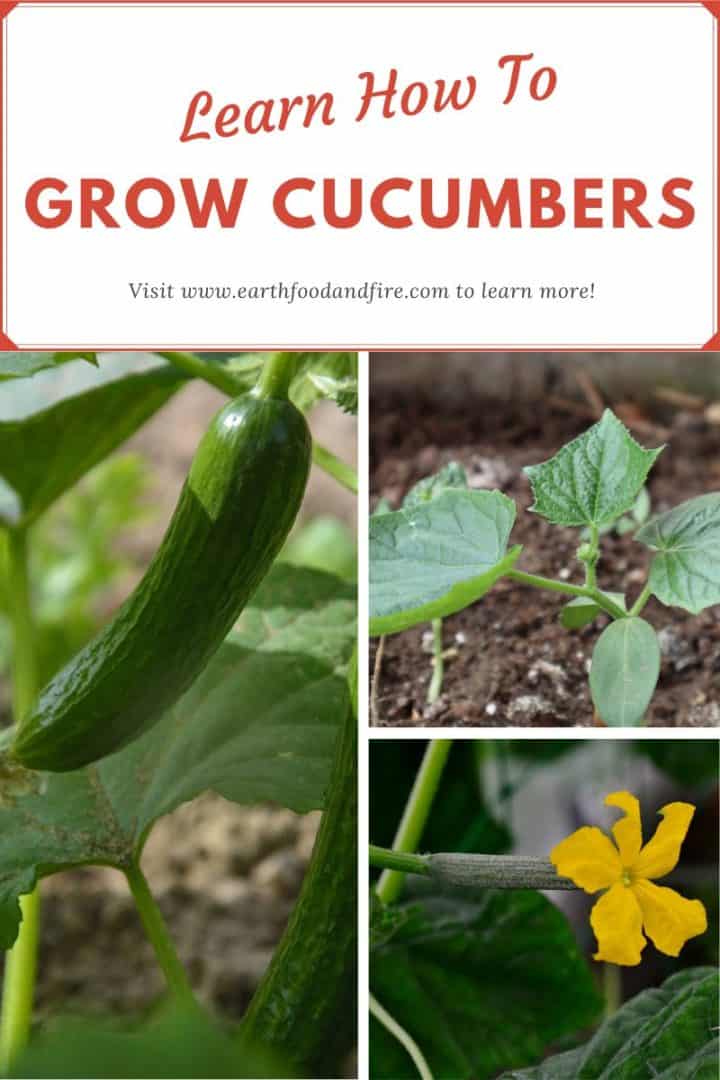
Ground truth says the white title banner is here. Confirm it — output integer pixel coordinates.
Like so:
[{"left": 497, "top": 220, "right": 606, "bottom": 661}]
[{"left": 2, "top": 1, "right": 717, "bottom": 348}]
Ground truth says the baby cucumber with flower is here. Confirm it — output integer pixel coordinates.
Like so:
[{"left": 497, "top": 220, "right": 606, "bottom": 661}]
[{"left": 12, "top": 366, "right": 311, "bottom": 772}]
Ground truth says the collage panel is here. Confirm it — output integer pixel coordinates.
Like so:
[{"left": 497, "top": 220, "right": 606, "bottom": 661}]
[
  {"left": 0, "top": 352, "right": 358, "bottom": 1079},
  {"left": 369, "top": 353, "right": 720, "bottom": 730},
  {"left": 368, "top": 737, "right": 718, "bottom": 1079}
]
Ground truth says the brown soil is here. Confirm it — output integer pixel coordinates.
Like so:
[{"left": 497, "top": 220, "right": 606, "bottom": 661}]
[{"left": 370, "top": 388, "right": 720, "bottom": 728}]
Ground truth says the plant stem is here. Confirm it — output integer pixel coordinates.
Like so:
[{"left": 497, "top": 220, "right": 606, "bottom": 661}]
[
  {"left": 507, "top": 569, "right": 627, "bottom": 620},
  {"left": 256, "top": 352, "right": 296, "bottom": 399},
  {"left": 160, "top": 350, "right": 358, "bottom": 493},
  {"left": 370, "top": 635, "right": 386, "bottom": 725},
  {"left": 0, "top": 528, "right": 39, "bottom": 1075},
  {"left": 370, "top": 846, "right": 430, "bottom": 876},
  {"left": 312, "top": 442, "right": 358, "bottom": 493},
  {"left": 583, "top": 525, "right": 600, "bottom": 589},
  {"left": 158, "top": 350, "right": 243, "bottom": 397},
  {"left": 369, "top": 994, "right": 434, "bottom": 1080},
  {"left": 124, "top": 864, "right": 196, "bottom": 1007},
  {"left": 603, "top": 963, "right": 622, "bottom": 1017},
  {"left": 629, "top": 583, "right": 653, "bottom": 617},
  {"left": 427, "top": 619, "right": 444, "bottom": 704},
  {"left": 376, "top": 740, "right": 452, "bottom": 905}
]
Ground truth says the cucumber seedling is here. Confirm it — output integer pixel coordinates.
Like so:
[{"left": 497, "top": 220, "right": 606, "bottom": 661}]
[{"left": 369, "top": 409, "right": 720, "bottom": 725}]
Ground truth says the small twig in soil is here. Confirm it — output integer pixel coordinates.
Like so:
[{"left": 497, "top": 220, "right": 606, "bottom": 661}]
[
  {"left": 371, "top": 635, "right": 386, "bottom": 725},
  {"left": 574, "top": 370, "right": 605, "bottom": 418},
  {"left": 654, "top": 386, "right": 706, "bottom": 412}
]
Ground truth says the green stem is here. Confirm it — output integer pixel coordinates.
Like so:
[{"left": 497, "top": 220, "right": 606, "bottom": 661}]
[
  {"left": 124, "top": 864, "right": 196, "bottom": 1007},
  {"left": 603, "top": 962, "right": 622, "bottom": 1017},
  {"left": 0, "top": 528, "right": 39, "bottom": 1074},
  {"left": 311, "top": 442, "right": 358, "bottom": 494},
  {"left": 370, "top": 846, "right": 430, "bottom": 877},
  {"left": 160, "top": 350, "right": 358, "bottom": 494},
  {"left": 157, "top": 350, "right": 243, "bottom": 397},
  {"left": 369, "top": 994, "right": 434, "bottom": 1080},
  {"left": 256, "top": 352, "right": 296, "bottom": 400},
  {"left": 507, "top": 569, "right": 627, "bottom": 620},
  {"left": 629, "top": 583, "right": 653, "bottom": 617},
  {"left": 376, "top": 740, "right": 452, "bottom": 905},
  {"left": 427, "top": 619, "right": 444, "bottom": 704},
  {"left": 583, "top": 525, "right": 600, "bottom": 589}
]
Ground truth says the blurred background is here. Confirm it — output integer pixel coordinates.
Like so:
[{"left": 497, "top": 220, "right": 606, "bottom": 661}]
[
  {"left": 370, "top": 352, "right": 720, "bottom": 727},
  {"left": 0, "top": 354, "right": 357, "bottom": 1022},
  {"left": 370, "top": 738, "right": 719, "bottom": 1005}
]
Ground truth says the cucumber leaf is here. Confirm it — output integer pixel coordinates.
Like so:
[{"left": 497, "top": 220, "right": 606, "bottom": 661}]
[
  {"left": 370, "top": 891, "right": 601, "bottom": 1080},
  {"left": 0, "top": 358, "right": 185, "bottom": 527},
  {"left": 524, "top": 410, "right": 663, "bottom": 528},
  {"left": 560, "top": 592, "right": 626, "bottom": 630},
  {"left": 636, "top": 493, "right": 720, "bottom": 614},
  {"left": 0, "top": 352, "right": 97, "bottom": 380},
  {"left": 290, "top": 353, "right": 357, "bottom": 413},
  {"left": 306, "top": 373, "right": 358, "bottom": 416},
  {"left": 500, "top": 967, "right": 718, "bottom": 1079},
  {"left": 402, "top": 461, "right": 468, "bottom": 511},
  {"left": 0, "top": 565, "right": 355, "bottom": 949},
  {"left": 589, "top": 617, "right": 661, "bottom": 726},
  {"left": 12, "top": 1005, "right": 291, "bottom": 1079},
  {"left": 369, "top": 489, "right": 520, "bottom": 636}
]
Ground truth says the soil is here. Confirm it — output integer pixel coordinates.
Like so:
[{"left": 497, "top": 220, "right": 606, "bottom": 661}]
[
  {"left": 0, "top": 375, "right": 357, "bottom": 1043},
  {"left": 370, "top": 387, "right": 720, "bottom": 728}
]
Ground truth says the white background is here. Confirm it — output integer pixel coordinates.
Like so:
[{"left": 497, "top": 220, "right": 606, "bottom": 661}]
[{"left": 3, "top": 2, "right": 717, "bottom": 347}]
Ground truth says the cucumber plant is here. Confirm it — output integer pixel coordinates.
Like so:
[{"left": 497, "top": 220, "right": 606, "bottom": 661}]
[
  {"left": 369, "top": 409, "right": 720, "bottom": 725},
  {"left": 368, "top": 738, "right": 718, "bottom": 1080},
  {"left": 0, "top": 350, "right": 357, "bottom": 1078}
]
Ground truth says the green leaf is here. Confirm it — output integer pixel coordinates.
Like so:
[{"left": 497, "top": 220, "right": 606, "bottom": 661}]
[
  {"left": 0, "top": 362, "right": 184, "bottom": 526},
  {"left": 0, "top": 352, "right": 97, "bottom": 380},
  {"left": 12, "top": 1005, "right": 294, "bottom": 1079},
  {"left": 402, "top": 462, "right": 468, "bottom": 511},
  {"left": 589, "top": 617, "right": 660, "bottom": 725},
  {"left": 636, "top": 493, "right": 720, "bottom": 614},
  {"left": 281, "top": 516, "right": 356, "bottom": 581},
  {"left": 500, "top": 967, "right": 718, "bottom": 1079},
  {"left": 0, "top": 565, "right": 355, "bottom": 948},
  {"left": 369, "top": 893, "right": 414, "bottom": 951},
  {"left": 306, "top": 373, "right": 358, "bottom": 415},
  {"left": 370, "top": 891, "right": 602, "bottom": 1080},
  {"left": 290, "top": 353, "right": 358, "bottom": 413},
  {"left": 369, "top": 489, "right": 521, "bottom": 636},
  {"left": 524, "top": 410, "right": 663, "bottom": 528},
  {"left": 560, "top": 591, "right": 626, "bottom": 629}
]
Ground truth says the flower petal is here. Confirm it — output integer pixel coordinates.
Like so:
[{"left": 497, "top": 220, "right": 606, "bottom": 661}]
[
  {"left": 633, "top": 880, "right": 707, "bottom": 957},
  {"left": 605, "top": 791, "right": 642, "bottom": 865},
  {"left": 550, "top": 826, "right": 622, "bottom": 893},
  {"left": 634, "top": 802, "right": 696, "bottom": 880},
  {"left": 590, "top": 882, "right": 646, "bottom": 966}
]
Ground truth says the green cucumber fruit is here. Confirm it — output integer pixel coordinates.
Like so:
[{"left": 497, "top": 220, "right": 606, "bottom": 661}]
[
  {"left": 238, "top": 646, "right": 357, "bottom": 1077},
  {"left": 12, "top": 391, "right": 311, "bottom": 772}
]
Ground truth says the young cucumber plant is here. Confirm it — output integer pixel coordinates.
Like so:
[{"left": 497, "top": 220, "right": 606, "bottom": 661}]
[
  {"left": 0, "top": 350, "right": 357, "bottom": 1078},
  {"left": 369, "top": 409, "right": 720, "bottom": 725}
]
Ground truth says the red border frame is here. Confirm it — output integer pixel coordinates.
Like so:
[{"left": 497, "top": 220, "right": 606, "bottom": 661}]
[{"left": 0, "top": 0, "right": 717, "bottom": 352}]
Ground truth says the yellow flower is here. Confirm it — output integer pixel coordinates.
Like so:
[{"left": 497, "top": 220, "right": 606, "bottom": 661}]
[{"left": 550, "top": 791, "right": 707, "bottom": 966}]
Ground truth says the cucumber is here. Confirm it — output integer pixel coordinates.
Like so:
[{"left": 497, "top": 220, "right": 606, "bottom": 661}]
[
  {"left": 238, "top": 647, "right": 357, "bottom": 1077},
  {"left": 12, "top": 391, "right": 311, "bottom": 772}
]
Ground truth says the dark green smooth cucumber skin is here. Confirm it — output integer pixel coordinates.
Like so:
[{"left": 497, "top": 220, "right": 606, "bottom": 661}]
[{"left": 12, "top": 393, "right": 311, "bottom": 772}]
